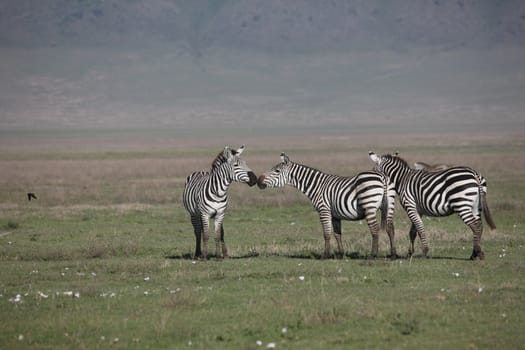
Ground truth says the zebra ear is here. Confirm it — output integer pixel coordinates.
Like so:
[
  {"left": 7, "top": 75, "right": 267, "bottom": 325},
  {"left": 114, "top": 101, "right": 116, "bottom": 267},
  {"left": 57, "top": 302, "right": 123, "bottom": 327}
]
[
  {"left": 236, "top": 145, "right": 246, "bottom": 156},
  {"left": 369, "top": 151, "right": 380, "bottom": 164},
  {"left": 280, "top": 152, "right": 289, "bottom": 164},
  {"left": 223, "top": 146, "right": 233, "bottom": 160},
  {"left": 392, "top": 151, "right": 399, "bottom": 157}
]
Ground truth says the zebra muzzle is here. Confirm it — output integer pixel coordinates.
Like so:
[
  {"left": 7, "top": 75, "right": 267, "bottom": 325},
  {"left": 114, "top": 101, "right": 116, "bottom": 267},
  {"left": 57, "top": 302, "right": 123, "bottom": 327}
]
[
  {"left": 247, "top": 171, "right": 258, "bottom": 187},
  {"left": 257, "top": 175, "right": 267, "bottom": 189}
]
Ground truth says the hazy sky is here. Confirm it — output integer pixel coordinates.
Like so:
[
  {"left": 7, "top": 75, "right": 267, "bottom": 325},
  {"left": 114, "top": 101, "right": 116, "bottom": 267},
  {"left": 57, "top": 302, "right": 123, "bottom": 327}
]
[{"left": 1, "top": 1, "right": 524, "bottom": 133}]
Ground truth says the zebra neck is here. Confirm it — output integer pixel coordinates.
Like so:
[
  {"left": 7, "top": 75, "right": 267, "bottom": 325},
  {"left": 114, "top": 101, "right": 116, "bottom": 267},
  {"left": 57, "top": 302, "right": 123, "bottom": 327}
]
[
  {"left": 389, "top": 166, "right": 414, "bottom": 190},
  {"left": 209, "top": 168, "right": 232, "bottom": 197},
  {"left": 289, "top": 163, "right": 328, "bottom": 199}
]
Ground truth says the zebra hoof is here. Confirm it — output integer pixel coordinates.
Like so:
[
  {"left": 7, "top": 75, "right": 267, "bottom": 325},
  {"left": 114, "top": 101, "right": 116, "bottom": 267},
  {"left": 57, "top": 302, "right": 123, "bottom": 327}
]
[
  {"left": 470, "top": 250, "right": 485, "bottom": 260},
  {"left": 193, "top": 253, "right": 204, "bottom": 260},
  {"left": 422, "top": 247, "right": 430, "bottom": 258}
]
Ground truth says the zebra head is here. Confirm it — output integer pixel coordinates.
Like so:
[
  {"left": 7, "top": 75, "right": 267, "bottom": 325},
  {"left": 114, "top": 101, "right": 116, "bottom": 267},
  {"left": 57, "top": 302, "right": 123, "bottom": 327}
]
[
  {"left": 369, "top": 151, "right": 410, "bottom": 176},
  {"left": 369, "top": 151, "right": 394, "bottom": 171},
  {"left": 222, "top": 146, "right": 258, "bottom": 187},
  {"left": 257, "top": 153, "right": 291, "bottom": 189},
  {"left": 369, "top": 151, "right": 384, "bottom": 167},
  {"left": 212, "top": 144, "right": 245, "bottom": 170}
]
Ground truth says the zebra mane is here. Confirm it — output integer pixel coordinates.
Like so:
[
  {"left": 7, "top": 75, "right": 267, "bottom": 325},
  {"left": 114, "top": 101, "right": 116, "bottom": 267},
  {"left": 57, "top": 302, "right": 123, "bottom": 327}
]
[
  {"left": 285, "top": 159, "right": 332, "bottom": 180},
  {"left": 210, "top": 153, "right": 227, "bottom": 172},
  {"left": 386, "top": 153, "right": 410, "bottom": 167},
  {"left": 294, "top": 161, "right": 324, "bottom": 175}
]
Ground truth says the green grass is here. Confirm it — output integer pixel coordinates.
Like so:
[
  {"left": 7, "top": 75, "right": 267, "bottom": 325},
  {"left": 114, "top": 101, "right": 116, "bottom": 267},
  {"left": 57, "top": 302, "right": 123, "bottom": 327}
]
[
  {"left": 1, "top": 134, "right": 524, "bottom": 349},
  {"left": 1, "top": 204, "right": 524, "bottom": 349}
]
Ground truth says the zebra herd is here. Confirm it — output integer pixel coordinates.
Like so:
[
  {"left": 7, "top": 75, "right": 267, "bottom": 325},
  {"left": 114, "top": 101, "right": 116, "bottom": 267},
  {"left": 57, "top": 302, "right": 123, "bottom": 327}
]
[{"left": 183, "top": 145, "right": 495, "bottom": 261}]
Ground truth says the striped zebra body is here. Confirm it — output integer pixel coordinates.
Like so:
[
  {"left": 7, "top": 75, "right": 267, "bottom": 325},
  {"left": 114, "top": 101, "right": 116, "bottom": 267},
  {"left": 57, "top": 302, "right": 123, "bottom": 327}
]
[
  {"left": 183, "top": 146, "right": 257, "bottom": 259},
  {"left": 369, "top": 152, "right": 496, "bottom": 260},
  {"left": 258, "top": 153, "right": 396, "bottom": 258}
]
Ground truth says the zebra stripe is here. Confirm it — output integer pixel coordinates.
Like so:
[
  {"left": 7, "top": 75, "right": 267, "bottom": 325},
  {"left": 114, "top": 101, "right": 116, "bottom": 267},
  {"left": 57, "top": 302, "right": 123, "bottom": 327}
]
[
  {"left": 183, "top": 145, "right": 257, "bottom": 259},
  {"left": 369, "top": 151, "right": 496, "bottom": 260},
  {"left": 257, "top": 153, "right": 396, "bottom": 258}
]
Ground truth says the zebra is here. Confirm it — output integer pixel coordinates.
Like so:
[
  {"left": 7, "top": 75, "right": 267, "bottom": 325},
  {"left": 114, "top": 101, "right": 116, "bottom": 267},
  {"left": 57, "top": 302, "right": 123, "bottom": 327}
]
[
  {"left": 257, "top": 153, "right": 396, "bottom": 258},
  {"left": 183, "top": 145, "right": 257, "bottom": 259},
  {"left": 369, "top": 151, "right": 496, "bottom": 260}
]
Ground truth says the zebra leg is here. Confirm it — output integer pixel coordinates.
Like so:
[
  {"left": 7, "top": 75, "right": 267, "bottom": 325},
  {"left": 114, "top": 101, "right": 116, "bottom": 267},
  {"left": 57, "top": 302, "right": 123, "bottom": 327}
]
[
  {"left": 220, "top": 224, "right": 228, "bottom": 258},
  {"left": 386, "top": 220, "right": 397, "bottom": 259},
  {"left": 214, "top": 213, "right": 226, "bottom": 259},
  {"left": 408, "top": 223, "right": 417, "bottom": 257},
  {"left": 406, "top": 209, "right": 430, "bottom": 257},
  {"left": 201, "top": 215, "right": 210, "bottom": 260},
  {"left": 467, "top": 219, "right": 484, "bottom": 260},
  {"left": 332, "top": 217, "right": 344, "bottom": 259},
  {"left": 191, "top": 215, "right": 203, "bottom": 259},
  {"left": 385, "top": 188, "right": 397, "bottom": 258},
  {"left": 364, "top": 211, "right": 380, "bottom": 258},
  {"left": 319, "top": 211, "right": 333, "bottom": 258}
]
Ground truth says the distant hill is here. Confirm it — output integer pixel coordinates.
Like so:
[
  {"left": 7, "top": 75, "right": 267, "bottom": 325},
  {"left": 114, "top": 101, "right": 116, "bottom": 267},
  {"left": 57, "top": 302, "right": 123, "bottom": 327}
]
[{"left": 1, "top": 0, "right": 524, "bottom": 52}]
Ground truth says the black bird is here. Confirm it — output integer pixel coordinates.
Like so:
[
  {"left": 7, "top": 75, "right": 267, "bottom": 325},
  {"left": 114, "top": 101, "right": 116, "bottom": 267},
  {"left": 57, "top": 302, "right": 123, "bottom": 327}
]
[{"left": 27, "top": 193, "right": 37, "bottom": 201}]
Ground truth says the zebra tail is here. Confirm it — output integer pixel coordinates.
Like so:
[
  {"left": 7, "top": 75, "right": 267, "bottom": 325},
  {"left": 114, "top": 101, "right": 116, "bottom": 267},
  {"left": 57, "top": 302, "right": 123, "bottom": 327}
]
[
  {"left": 380, "top": 187, "right": 388, "bottom": 231},
  {"left": 481, "top": 191, "right": 496, "bottom": 230}
]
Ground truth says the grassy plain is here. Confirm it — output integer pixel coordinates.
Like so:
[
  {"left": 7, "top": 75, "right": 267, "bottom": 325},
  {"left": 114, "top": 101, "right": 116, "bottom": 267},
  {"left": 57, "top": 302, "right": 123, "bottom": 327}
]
[{"left": 0, "top": 130, "right": 524, "bottom": 349}]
